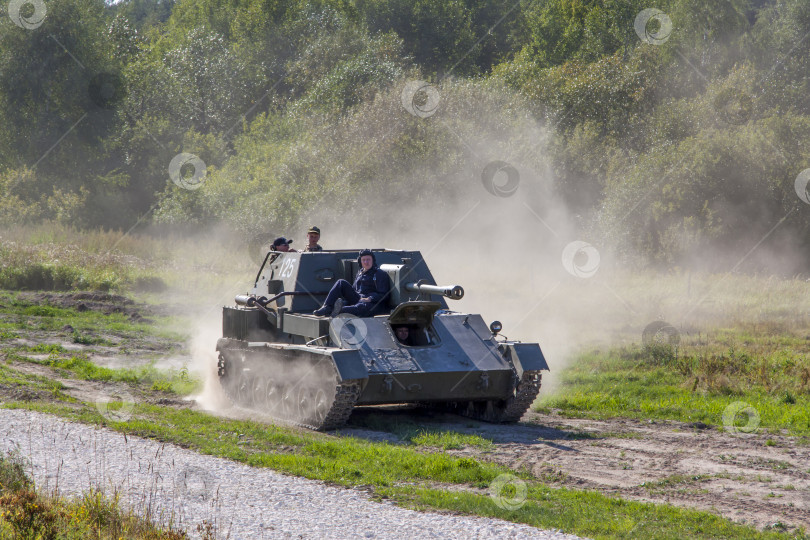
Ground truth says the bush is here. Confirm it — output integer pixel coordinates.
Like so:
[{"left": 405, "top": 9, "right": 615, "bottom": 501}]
[{"left": 0, "top": 452, "right": 32, "bottom": 495}]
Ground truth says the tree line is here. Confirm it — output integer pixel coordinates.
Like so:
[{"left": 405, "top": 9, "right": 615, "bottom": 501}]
[{"left": 1, "top": 0, "right": 810, "bottom": 269}]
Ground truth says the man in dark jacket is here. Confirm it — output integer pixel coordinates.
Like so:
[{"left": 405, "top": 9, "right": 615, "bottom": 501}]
[{"left": 313, "top": 249, "right": 390, "bottom": 317}]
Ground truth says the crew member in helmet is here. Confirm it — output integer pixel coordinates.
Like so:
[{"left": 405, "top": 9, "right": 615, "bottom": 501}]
[
  {"left": 304, "top": 226, "right": 323, "bottom": 252},
  {"left": 313, "top": 249, "right": 390, "bottom": 317},
  {"left": 271, "top": 237, "right": 293, "bottom": 252}
]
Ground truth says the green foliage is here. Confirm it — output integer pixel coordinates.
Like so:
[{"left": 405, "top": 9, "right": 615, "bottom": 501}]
[
  {"left": 521, "top": 0, "right": 652, "bottom": 67},
  {"left": 2, "top": 0, "right": 810, "bottom": 266},
  {"left": 0, "top": 480, "right": 188, "bottom": 539},
  {"left": 541, "top": 325, "right": 810, "bottom": 435},
  {"left": 0, "top": 453, "right": 31, "bottom": 495},
  {"left": 0, "top": 242, "right": 128, "bottom": 291}
]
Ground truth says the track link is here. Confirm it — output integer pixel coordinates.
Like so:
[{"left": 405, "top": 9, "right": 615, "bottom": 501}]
[{"left": 312, "top": 380, "right": 361, "bottom": 431}]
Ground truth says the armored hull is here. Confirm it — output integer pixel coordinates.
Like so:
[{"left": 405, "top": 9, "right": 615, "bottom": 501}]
[{"left": 217, "top": 250, "right": 549, "bottom": 430}]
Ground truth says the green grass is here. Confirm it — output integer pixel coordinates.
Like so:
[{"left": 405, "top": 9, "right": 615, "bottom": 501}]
[
  {"left": 0, "top": 223, "right": 249, "bottom": 295},
  {"left": 410, "top": 429, "right": 493, "bottom": 450},
  {"left": 2, "top": 401, "right": 800, "bottom": 540},
  {"left": 0, "top": 452, "right": 188, "bottom": 539},
  {"left": 0, "top": 364, "right": 67, "bottom": 397},
  {"left": 0, "top": 291, "right": 182, "bottom": 337},
  {"left": 538, "top": 330, "right": 810, "bottom": 437},
  {"left": 3, "top": 353, "right": 199, "bottom": 396},
  {"left": 350, "top": 413, "right": 494, "bottom": 449}
]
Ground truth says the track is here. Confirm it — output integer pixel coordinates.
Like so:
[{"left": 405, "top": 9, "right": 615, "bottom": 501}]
[
  {"left": 217, "top": 343, "right": 361, "bottom": 431},
  {"left": 425, "top": 370, "right": 543, "bottom": 423}
]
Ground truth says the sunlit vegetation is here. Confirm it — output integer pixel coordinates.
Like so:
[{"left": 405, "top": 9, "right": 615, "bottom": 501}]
[
  {"left": 0, "top": 452, "right": 188, "bottom": 539},
  {"left": 1, "top": 0, "right": 809, "bottom": 269},
  {"left": 2, "top": 400, "right": 794, "bottom": 539},
  {"left": 539, "top": 325, "right": 810, "bottom": 436}
]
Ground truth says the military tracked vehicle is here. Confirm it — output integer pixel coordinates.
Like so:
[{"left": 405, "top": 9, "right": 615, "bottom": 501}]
[{"left": 216, "top": 249, "right": 549, "bottom": 430}]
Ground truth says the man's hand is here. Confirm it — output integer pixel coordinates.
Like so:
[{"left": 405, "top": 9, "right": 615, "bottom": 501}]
[{"left": 359, "top": 297, "right": 371, "bottom": 303}]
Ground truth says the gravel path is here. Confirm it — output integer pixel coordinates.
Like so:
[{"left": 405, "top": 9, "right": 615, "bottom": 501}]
[{"left": 0, "top": 409, "right": 583, "bottom": 539}]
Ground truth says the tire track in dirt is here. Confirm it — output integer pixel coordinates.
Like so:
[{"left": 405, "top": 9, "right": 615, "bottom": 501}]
[{"left": 344, "top": 408, "right": 810, "bottom": 533}]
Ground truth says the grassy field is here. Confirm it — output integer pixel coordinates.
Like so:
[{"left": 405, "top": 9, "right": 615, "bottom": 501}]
[
  {"left": 3, "top": 224, "right": 810, "bottom": 537},
  {"left": 3, "top": 398, "right": 796, "bottom": 540},
  {"left": 0, "top": 223, "right": 248, "bottom": 295},
  {"left": 0, "top": 293, "right": 799, "bottom": 538},
  {"left": 538, "top": 325, "right": 810, "bottom": 439}
]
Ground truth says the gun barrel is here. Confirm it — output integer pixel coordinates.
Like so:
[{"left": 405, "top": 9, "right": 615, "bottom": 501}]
[
  {"left": 405, "top": 282, "right": 464, "bottom": 300},
  {"left": 235, "top": 294, "right": 268, "bottom": 307},
  {"left": 234, "top": 295, "right": 256, "bottom": 306}
]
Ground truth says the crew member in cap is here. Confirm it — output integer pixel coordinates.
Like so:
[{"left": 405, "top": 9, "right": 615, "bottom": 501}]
[
  {"left": 271, "top": 237, "right": 293, "bottom": 252},
  {"left": 304, "top": 226, "right": 323, "bottom": 252},
  {"left": 314, "top": 249, "right": 389, "bottom": 317}
]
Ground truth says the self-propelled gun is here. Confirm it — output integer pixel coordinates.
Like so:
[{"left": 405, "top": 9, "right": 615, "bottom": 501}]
[{"left": 216, "top": 249, "right": 549, "bottom": 430}]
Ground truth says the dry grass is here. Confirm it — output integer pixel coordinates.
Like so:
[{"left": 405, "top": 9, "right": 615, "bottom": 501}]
[{"left": 0, "top": 451, "right": 188, "bottom": 540}]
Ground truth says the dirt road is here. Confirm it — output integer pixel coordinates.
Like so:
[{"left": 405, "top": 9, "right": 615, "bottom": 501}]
[
  {"left": 345, "top": 407, "right": 810, "bottom": 533},
  {"left": 5, "top": 353, "right": 809, "bottom": 533},
  {"left": 2, "top": 288, "right": 807, "bottom": 534}
]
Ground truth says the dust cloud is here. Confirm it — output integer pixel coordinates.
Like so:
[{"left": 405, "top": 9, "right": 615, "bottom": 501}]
[
  {"left": 299, "top": 164, "right": 618, "bottom": 391},
  {"left": 188, "top": 315, "right": 231, "bottom": 412},
  {"left": 178, "top": 81, "right": 810, "bottom": 405}
]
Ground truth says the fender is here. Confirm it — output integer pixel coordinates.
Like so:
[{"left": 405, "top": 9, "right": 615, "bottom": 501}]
[
  {"left": 330, "top": 349, "right": 370, "bottom": 382},
  {"left": 506, "top": 343, "right": 550, "bottom": 379}
]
